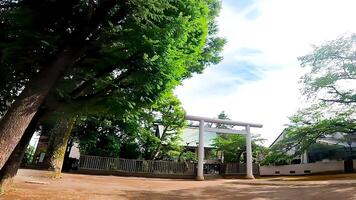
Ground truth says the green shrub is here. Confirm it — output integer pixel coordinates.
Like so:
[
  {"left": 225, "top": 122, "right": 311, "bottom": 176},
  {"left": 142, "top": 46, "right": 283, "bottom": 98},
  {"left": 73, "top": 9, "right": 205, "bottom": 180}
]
[{"left": 22, "top": 146, "right": 35, "bottom": 166}]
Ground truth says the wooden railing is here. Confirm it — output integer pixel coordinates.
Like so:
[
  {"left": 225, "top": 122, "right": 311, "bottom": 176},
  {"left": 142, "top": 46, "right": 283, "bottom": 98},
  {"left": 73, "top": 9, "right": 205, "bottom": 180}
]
[
  {"left": 224, "top": 163, "right": 260, "bottom": 175},
  {"left": 79, "top": 155, "right": 196, "bottom": 175}
]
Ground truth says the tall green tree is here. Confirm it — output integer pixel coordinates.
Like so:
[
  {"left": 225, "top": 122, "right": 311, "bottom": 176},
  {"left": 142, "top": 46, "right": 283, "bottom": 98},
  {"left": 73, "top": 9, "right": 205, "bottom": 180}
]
[
  {"left": 264, "top": 34, "right": 356, "bottom": 166},
  {"left": 0, "top": 0, "right": 225, "bottom": 169},
  {"left": 147, "top": 92, "right": 186, "bottom": 160},
  {"left": 299, "top": 34, "right": 356, "bottom": 107}
]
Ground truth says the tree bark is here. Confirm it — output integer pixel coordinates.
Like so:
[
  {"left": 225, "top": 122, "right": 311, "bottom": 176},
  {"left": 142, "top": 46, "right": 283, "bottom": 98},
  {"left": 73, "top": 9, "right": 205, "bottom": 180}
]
[
  {"left": 42, "top": 115, "right": 76, "bottom": 178},
  {"left": 0, "top": 109, "right": 42, "bottom": 192},
  {"left": 0, "top": 47, "right": 84, "bottom": 169},
  {"left": 152, "top": 127, "right": 168, "bottom": 160}
]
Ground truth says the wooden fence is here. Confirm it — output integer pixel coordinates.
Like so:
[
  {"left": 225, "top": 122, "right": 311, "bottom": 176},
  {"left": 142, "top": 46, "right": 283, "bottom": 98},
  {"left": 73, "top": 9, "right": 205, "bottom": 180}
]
[
  {"left": 79, "top": 155, "right": 196, "bottom": 175},
  {"left": 224, "top": 163, "right": 260, "bottom": 175},
  {"left": 79, "top": 155, "right": 260, "bottom": 176}
]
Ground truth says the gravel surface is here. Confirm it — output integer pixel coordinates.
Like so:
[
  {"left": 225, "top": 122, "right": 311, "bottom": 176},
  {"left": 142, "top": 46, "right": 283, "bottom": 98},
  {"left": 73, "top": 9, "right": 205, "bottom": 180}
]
[{"left": 1, "top": 169, "right": 356, "bottom": 200}]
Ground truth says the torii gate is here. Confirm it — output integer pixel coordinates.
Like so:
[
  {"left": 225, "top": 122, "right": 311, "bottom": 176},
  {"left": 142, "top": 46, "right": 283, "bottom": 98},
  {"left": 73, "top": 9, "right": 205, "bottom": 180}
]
[{"left": 184, "top": 115, "right": 263, "bottom": 180}]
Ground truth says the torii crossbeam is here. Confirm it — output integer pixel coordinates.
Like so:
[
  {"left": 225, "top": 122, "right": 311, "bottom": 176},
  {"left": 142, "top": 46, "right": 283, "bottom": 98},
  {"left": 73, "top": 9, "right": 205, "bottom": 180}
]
[{"left": 184, "top": 115, "right": 263, "bottom": 180}]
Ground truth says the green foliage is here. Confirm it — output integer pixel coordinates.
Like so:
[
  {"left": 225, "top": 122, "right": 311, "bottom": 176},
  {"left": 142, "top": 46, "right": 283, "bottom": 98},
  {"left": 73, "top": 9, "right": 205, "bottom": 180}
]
[
  {"left": 128, "top": 92, "right": 186, "bottom": 160},
  {"left": 22, "top": 145, "right": 35, "bottom": 166},
  {"left": 265, "top": 34, "right": 356, "bottom": 166},
  {"left": 148, "top": 92, "right": 186, "bottom": 160},
  {"left": 215, "top": 111, "right": 232, "bottom": 128},
  {"left": 263, "top": 111, "right": 356, "bottom": 165},
  {"left": 285, "top": 35, "right": 356, "bottom": 153},
  {"left": 73, "top": 92, "right": 186, "bottom": 160},
  {"left": 212, "top": 134, "right": 266, "bottom": 163},
  {"left": 261, "top": 151, "right": 291, "bottom": 166},
  {"left": 180, "top": 151, "right": 197, "bottom": 162},
  {"left": 0, "top": 1, "right": 225, "bottom": 168},
  {"left": 72, "top": 116, "right": 123, "bottom": 158},
  {"left": 0, "top": 0, "right": 225, "bottom": 118},
  {"left": 210, "top": 111, "right": 266, "bottom": 163},
  {"left": 299, "top": 34, "right": 356, "bottom": 106},
  {"left": 212, "top": 134, "right": 246, "bottom": 163}
]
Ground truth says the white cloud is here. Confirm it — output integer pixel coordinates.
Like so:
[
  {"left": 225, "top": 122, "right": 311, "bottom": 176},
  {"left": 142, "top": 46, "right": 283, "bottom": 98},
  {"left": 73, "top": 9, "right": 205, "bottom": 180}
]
[
  {"left": 175, "top": 0, "right": 356, "bottom": 145},
  {"left": 176, "top": 66, "right": 303, "bottom": 146}
]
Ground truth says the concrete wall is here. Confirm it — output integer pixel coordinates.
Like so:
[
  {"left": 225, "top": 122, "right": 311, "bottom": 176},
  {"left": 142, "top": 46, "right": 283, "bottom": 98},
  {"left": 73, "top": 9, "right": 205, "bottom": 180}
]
[{"left": 260, "top": 160, "right": 356, "bottom": 176}]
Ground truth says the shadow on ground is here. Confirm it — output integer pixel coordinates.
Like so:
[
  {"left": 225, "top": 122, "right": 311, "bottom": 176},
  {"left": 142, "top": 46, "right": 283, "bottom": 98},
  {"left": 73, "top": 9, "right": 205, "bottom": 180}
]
[
  {"left": 2, "top": 170, "right": 356, "bottom": 200},
  {"left": 118, "top": 184, "right": 356, "bottom": 200}
]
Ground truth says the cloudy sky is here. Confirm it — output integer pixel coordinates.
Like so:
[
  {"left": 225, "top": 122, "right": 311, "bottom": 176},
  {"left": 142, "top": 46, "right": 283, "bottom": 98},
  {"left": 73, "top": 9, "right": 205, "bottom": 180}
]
[{"left": 175, "top": 0, "right": 356, "bottom": 146}]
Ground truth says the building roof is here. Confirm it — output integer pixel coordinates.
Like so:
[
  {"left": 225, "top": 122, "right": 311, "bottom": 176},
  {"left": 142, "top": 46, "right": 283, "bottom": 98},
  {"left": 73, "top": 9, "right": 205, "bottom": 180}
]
[
  {"left": 179, "top": 127, "right": 217, "bottom": 148},
  {"left": 269, "top": 131, "right": 285, "bottom": 148},
  {"left": 270, "top": 131, "right": 356, "bottom": 148}
]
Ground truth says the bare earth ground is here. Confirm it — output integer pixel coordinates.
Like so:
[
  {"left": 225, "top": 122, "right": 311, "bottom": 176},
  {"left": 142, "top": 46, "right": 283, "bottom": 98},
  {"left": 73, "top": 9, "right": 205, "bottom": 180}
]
[{"left": 2, "top": 169, "right": 356, "bottom": 200}]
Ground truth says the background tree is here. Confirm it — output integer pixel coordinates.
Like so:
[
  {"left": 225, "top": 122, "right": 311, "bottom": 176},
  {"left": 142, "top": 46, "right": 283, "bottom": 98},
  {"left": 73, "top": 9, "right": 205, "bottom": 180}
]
[
  {"left": 42, "top": 114, "right": 77, "bottom": 177},
  {"left": 210, "top": 111, "right": 266, "bottom": 163},
  {"left": 21, "top": 146, "right": 35, "bottom": 166},
  {"left": 262, "top": 110, "right": 356, "bottom": 166},
  {"left": 147, "top": 92, "right": 186, "bottom": 160},
  {"left": 72, "top": 92, "right": 186, "bottom": 161},
  {"left": 178, "top": 151, "right": 197, "bottom": 162},
  {"left": 262, "top": 34, "right": 356, "bottom": 166},
  {"left": 299, "top": 34, "right": 356, "bottom": 107},
  {"left": 73, "top": 116, "right": 129, "bottom": 158},
  {"left": 212, "top": 134, "right": 266, "bottom": 163}
]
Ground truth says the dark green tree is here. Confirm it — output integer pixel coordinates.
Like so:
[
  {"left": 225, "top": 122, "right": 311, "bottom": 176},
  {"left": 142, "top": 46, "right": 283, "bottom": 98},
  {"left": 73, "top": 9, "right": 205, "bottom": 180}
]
[
  {"left": 73, "top": 92, "right": 186, "bottom": 160},
  {"left": 0, "top": 0, "right": 225, "bottom": 169}
]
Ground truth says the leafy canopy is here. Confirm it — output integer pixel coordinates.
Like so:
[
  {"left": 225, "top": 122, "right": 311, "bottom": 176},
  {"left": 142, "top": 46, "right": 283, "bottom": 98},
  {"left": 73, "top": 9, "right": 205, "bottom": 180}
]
[
  {"left": 299, "top": 34, "right": 356, "bottom": 106},
  {"left": 73, "top": 92, "right": 186, "bottom": 160},
  {"left": 265, "top": 34, "right": 356, "bottom": 165},
  {"left": 0, "top": 0, "right": 225, "bottom": 118}
]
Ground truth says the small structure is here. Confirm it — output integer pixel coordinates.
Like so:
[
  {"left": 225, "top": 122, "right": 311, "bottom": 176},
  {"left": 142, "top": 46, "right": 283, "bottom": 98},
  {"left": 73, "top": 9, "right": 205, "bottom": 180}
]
[
  {"left": 184, "top": 115, "right": 263, "bottom": 180},
  {"left": 262, "top": 131, "right": 356, "bottom": 176},
  {"left": 271, "top": 131, "right": 356, "bottom": 164}
]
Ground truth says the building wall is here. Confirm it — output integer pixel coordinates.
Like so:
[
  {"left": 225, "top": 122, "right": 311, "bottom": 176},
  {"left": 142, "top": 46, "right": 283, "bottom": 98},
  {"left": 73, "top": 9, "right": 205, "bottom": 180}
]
[{"left": 260, "top": 160, "right": 356, "bottom": 176}]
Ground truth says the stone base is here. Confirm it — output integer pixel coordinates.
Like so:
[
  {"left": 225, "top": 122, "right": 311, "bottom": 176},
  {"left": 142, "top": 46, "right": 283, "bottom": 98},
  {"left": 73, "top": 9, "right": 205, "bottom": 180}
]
[
  {"left": 245, "top": 174, "right": 255, "bottom": 179},
  {"left": 196, "top": 175, "right": 205, "bottom": 181}
]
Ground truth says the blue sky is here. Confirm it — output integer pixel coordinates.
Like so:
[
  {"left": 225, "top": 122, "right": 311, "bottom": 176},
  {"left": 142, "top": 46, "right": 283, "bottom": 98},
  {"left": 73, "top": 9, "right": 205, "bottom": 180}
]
[{"left": 175, "top": 0, "right": 356, "bottom": 146}]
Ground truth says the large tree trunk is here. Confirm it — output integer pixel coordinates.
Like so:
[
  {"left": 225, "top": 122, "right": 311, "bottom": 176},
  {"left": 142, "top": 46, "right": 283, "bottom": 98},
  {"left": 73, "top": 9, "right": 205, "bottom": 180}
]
[
  {"left": 42, "top": 115, "right": 76, "bottom": 178},
  {"left": 0, "top": 47, "right": 84, "bottom": 169},
  {"left": 0, "top": 109, "right": 42, "bottom": 192}
]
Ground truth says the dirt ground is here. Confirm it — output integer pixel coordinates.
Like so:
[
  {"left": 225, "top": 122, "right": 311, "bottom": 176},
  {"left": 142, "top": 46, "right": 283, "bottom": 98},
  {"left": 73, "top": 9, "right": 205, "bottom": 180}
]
[{"left": 2, "top": 169, "right": 356, "bottom": 200}]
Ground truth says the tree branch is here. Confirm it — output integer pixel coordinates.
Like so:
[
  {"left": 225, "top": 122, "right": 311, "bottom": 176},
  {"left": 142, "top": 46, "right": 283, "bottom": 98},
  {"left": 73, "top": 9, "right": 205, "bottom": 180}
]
[{"left": 320, "top": 98, "right": 356, "bottom": 104}]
